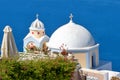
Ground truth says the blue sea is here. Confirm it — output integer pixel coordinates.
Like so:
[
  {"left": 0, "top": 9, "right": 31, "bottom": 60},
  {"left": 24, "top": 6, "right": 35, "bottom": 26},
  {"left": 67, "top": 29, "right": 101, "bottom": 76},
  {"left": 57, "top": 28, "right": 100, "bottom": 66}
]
[{"left": 0, "top": 0, "right": 120, "bottom": 71}]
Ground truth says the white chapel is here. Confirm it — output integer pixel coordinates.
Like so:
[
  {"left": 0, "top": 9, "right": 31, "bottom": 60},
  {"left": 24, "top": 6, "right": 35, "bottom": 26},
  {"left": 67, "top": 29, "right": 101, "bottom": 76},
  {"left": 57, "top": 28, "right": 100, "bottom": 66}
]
[
  {"left": 48, "top": 14, "right": 99, "bottom": 69},
  {"left": 23, "top": 14, "right": 49, "bottom": 52}
]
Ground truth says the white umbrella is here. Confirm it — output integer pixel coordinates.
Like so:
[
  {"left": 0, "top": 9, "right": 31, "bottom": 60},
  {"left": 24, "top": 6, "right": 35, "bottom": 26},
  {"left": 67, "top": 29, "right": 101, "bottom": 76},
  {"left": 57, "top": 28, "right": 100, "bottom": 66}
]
[{"left": 1, "top": 25, "right": 19, "bottom": 58}]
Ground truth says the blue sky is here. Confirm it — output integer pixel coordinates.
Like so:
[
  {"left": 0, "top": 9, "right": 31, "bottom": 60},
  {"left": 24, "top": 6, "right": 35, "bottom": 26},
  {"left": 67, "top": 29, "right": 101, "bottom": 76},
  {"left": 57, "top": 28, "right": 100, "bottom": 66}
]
[{"left": 0, "top": 0, "right": 120, "bottom": 71}]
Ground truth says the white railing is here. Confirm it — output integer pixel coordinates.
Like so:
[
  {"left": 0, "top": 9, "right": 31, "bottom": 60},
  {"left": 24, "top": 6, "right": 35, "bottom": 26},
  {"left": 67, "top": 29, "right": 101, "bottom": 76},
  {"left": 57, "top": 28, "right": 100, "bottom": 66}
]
[{"left": 86, "top": 76, "right": 99, "bottom": 80}]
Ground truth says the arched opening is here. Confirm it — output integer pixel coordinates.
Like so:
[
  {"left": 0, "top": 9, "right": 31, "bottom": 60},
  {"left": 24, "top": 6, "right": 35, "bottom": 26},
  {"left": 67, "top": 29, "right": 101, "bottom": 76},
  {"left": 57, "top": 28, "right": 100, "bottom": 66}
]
[
  {"left": 91, "top": 54, "right": 96, "bottom": 68},
  {"left": 26, "top": 41, "right": 37, "bottom": 52},
  {"left": 42, "top": 42, "right": 48, "bottom": 55}
]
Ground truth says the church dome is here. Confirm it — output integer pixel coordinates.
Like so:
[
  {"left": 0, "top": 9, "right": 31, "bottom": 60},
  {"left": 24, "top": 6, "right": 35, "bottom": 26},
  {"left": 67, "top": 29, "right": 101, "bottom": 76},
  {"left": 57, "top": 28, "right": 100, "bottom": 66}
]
[
  {"left": 29, "top": 14, "right": 45, "bottom": 31},
  {"left": 48, "top": 14, "right": 95, "bottom": 50}
]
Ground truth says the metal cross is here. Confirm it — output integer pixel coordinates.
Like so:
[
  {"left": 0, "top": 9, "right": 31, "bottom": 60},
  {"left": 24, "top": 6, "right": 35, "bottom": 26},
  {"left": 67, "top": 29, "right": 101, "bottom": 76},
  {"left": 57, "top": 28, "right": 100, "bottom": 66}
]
[
  {"left": 69, "top": 13, "right": 73, "bottom": 21},
  {"left": 36, "top": 14, "right": 39, "bottom": 19}
]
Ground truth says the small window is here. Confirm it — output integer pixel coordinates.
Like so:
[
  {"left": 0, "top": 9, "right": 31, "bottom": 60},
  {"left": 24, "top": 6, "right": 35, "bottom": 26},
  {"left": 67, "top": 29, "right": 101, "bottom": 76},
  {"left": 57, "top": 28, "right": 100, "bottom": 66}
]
[
  {"left": 37, "top": 32, "right": 40, "bottom": 34},
  {"left": 32, "top": 32, "right": 34, "bottom": 34}
]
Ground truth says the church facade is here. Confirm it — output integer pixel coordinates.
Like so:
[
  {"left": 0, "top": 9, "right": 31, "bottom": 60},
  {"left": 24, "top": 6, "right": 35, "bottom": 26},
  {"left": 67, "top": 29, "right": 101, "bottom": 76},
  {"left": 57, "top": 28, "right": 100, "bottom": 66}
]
[{"left": 23, "top": 15, "right": 49, "bottom": 52}]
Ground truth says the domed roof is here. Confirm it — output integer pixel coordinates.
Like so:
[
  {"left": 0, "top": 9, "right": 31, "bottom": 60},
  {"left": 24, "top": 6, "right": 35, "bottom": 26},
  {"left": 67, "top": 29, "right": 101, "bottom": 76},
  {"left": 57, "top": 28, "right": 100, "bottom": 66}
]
[
  {"left": 3, "top": 25, "right": 12, "bottom": 32},
  {"left": 29, "top": 14, "right": 45, "bottom": 31},
  {"left": 48, "top": 14, "right": 95, "bottom": 50}
]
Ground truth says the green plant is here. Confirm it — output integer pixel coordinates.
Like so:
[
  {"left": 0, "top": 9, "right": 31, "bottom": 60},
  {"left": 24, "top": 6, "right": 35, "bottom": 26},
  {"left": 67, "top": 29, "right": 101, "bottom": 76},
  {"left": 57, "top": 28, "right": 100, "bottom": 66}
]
[{"left": 0, "top": 57, "right": 76, "bottom": 80}]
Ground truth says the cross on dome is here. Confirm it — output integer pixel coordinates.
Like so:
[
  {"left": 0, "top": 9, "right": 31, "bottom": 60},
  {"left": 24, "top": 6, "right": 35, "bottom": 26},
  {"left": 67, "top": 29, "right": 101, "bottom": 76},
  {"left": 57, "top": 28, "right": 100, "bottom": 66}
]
[
  {"left": 69, "top": 13, "right": 73, "bottom": 20},
  {"left": 69, "top": 13, "right": 73, "bottom": 22},
  {"left": 36, "top": 14, "right": 39, "bottom": 19},
  {"left": 69, "top": 13, "right": 73, "bottom": 21},
  {"left": 29, "top": 13, "right": 45, "bottom": 30}
]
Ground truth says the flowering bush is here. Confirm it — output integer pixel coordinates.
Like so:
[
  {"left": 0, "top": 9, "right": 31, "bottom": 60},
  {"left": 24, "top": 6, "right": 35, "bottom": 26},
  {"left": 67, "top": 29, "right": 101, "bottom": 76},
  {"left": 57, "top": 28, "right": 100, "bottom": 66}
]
[
  {"left": 111, "top": 76, "right": 120, "bottom": 80},
  {"left": 0, "top": 58, "right": 76, "bottom": 80}
]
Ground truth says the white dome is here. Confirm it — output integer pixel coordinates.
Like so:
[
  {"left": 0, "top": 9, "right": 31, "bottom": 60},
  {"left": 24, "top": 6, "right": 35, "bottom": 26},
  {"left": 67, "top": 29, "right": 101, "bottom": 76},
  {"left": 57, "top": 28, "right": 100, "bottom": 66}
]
[
  {"left": 48, "top": 20, "right": 95, "bottom": 50},
  {"left": 29, "top": 15, "right": 44, "bottom": 31}
]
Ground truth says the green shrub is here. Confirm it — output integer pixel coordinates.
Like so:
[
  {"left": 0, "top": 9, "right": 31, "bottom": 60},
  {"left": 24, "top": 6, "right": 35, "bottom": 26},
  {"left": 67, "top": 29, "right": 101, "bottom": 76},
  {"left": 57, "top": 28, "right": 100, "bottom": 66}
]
[{"left": 0, "top": 57, "right": 76, "bottom": 80}]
